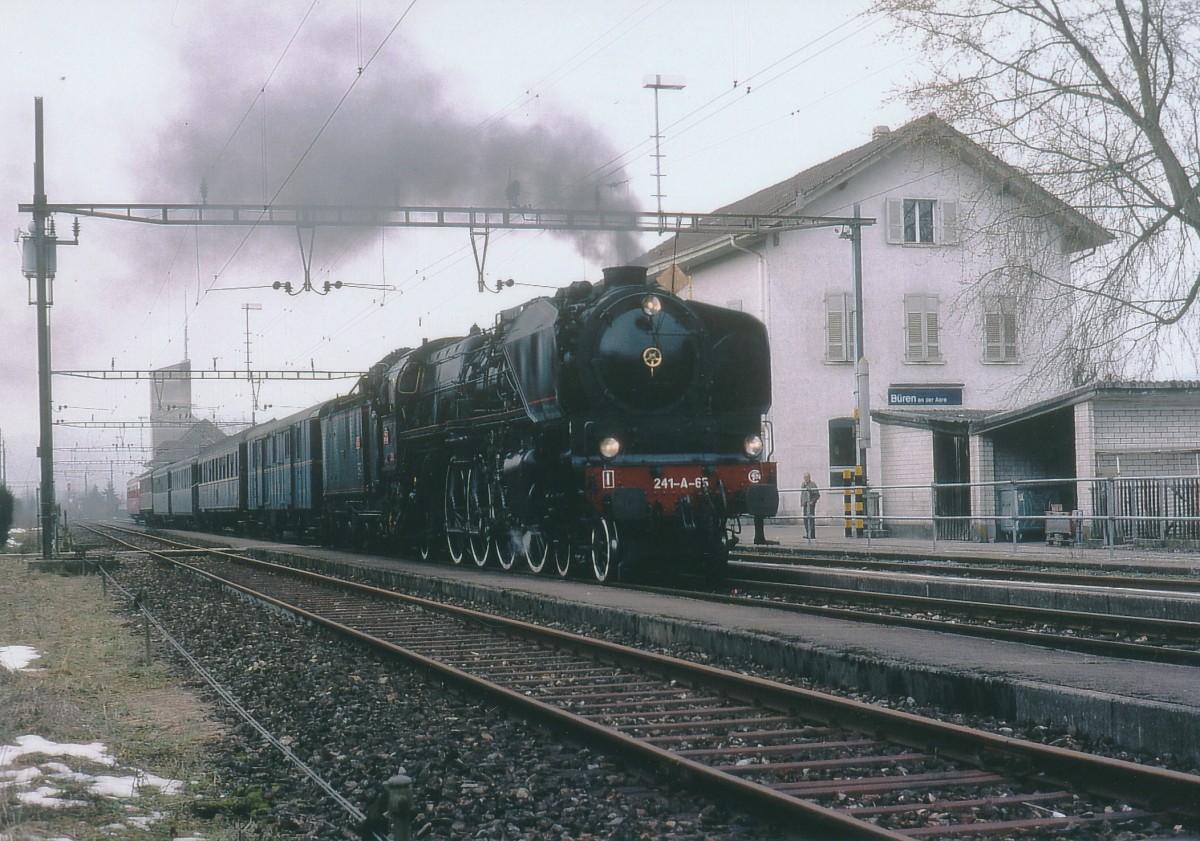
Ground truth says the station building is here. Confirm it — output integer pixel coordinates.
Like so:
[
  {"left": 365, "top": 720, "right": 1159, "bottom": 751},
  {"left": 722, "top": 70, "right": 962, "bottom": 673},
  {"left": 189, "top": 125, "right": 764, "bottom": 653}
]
[{"left": 643, "top": 114, "right": 1200, "bottom": 542}]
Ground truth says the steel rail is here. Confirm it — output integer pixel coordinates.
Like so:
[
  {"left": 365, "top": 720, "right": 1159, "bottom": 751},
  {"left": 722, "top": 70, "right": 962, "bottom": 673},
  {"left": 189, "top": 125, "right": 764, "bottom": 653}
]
[
  {"left": 84, "top": 524, "right": 1200, "bottom": 838},
  {"left": 684, "top": 576, "right": 1200, "bottom": 666}
]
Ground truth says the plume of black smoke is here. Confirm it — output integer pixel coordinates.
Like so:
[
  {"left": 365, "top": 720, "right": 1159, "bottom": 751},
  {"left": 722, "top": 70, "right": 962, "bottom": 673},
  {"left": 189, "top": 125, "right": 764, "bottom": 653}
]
[{"left": 146, "top": 6, "right": 643, "bottom": 271}]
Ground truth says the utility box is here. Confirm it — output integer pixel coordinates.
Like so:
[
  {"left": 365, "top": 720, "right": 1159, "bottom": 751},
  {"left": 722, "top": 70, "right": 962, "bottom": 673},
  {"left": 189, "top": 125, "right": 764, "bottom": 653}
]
[
  {"left": 996, "top": 486, "right": 1062, "bottom": 541},
  {"left": 22, "top": 235, "right": 56, "bottom": 278},
  {"left": 1044, "top": 504, "right": 1075, "bottom": 545}
]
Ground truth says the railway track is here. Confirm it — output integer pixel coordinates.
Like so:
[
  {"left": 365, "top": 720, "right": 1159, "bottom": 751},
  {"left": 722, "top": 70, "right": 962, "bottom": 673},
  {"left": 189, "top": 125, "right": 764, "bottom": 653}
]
[
  {"left": 84, "top": 523, "right": 1200, "bottom": 839},
  {"left": 732, "top": 549, "right": 1200, "bottom": 593},
  {"left": 84, "top": 522, "right": 1200, "bottom": 665},
  {"left": 687, "top": 557, "right": 1200, "bottom": 667}
]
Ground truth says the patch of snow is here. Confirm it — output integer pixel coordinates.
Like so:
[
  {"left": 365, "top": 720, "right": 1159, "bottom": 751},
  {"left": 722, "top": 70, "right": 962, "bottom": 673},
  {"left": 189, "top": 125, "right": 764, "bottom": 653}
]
[
  {"left": 92, "top": 773, "right": 182, "bottom": 797},
  {"left": 0, "top": 734, "right": 183, "bottom": 811},
  {"left": 0, "top": 734, "right": 113, "bottom": 767},
  {"left": 126, "top": 811, "right": 168, "bottom": 829},
  {"left": 17, "top": 785, "right": 86, "bottom": 808},
  {"left": 0, "top": 766, "right": 43, "bottom": 786},
  {"left": 0, "top": 645, "right": 41, "bottom": 671}
]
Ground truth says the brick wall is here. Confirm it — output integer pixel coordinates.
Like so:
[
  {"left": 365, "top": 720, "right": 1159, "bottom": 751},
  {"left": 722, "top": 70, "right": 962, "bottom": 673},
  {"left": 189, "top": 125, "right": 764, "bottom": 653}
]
[
  {"left": 1092, "top": 397, "right": 1200, "bottom": 468},
  {"left": 879, "top": 423, "right": 934, "bottom": 535}
]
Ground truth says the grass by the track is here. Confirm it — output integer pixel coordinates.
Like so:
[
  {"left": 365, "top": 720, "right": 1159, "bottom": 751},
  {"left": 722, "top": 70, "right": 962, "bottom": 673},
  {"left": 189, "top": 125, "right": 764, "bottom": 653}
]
[{"left": 0, "top": 553, "right": 277, "bottom": 840}]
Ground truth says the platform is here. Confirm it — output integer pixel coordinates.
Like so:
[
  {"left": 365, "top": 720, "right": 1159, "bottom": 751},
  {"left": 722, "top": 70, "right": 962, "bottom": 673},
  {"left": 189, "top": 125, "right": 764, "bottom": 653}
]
[{"left": 747, "top": 519, "right": 1200, "bottom": 575}]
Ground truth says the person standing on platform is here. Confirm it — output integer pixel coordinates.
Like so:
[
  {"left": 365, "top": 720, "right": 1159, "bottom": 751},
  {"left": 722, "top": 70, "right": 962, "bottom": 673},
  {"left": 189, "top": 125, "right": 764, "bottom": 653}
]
[{"left": 800, "top": 472, "right": 820, "bottom": 539}]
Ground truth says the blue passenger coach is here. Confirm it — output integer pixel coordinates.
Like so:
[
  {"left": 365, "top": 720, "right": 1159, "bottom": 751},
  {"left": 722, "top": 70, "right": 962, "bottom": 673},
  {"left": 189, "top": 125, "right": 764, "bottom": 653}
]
[
  {"left": 197, "top": 431, "right": 249, "bottom": 532},
  {"left": 246, "top": 405, "right": 323, "bottom": 537}
]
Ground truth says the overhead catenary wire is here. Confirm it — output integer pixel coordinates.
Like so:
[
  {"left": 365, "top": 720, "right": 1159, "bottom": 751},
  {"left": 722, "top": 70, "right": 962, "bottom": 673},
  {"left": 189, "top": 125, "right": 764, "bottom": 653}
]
[
  {"left": 283, "top": 8, "right": 893, "bottom": 361},
  {"left": 202, "top": 0, "right": 421, "bottom": 299},
  {"left": 561, "top": 10, "right": 882, "bottom": 204},
  {"left": 277, "top": 9, "right": 896, "bottom": 368},
  {"left": 121, "top": 0, "right": 324, "bottom": 375},
  {"left": 122, "top": 2, "right": 424, "bottom": 417},
  {"left": 468, "top": 0, "right": 670, "bottom": 139}
]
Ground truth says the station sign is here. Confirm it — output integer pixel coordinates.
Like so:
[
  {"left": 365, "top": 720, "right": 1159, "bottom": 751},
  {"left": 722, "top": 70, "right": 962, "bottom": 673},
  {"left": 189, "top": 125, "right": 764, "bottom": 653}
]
[{"left": 887, "top": 385, "right": 963, "bottom": 406}]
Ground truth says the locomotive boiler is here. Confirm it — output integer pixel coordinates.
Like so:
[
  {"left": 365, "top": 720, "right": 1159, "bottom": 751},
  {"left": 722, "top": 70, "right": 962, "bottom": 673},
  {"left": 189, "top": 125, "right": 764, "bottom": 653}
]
[{"left": 340, "top": 264, "right": 778, "bottom": 580}]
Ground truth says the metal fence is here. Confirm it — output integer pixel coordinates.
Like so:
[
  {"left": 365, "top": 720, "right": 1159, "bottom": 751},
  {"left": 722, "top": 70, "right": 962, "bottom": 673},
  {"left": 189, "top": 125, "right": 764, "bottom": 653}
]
[{"left": 772, "top": 473, "right": 1200, "bottom": 550}]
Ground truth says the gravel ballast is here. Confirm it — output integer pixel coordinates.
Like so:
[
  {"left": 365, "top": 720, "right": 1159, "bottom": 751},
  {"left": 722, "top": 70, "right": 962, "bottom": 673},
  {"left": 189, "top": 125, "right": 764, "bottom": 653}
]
[{"left": 108, "top": 553, "right": 782, "bottom": 840}]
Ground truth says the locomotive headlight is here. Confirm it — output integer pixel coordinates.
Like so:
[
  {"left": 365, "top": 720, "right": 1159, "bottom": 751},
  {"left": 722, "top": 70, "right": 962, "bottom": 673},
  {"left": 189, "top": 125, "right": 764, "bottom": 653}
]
[
  {"left": 599, "top": 437, "right": 622, "bottom": 460},
  {"left": 743, "top": 434, "right": 764, "bottom": 458},
  {"left": 641, "top": 294, "right": 663, "bottom": 317}
]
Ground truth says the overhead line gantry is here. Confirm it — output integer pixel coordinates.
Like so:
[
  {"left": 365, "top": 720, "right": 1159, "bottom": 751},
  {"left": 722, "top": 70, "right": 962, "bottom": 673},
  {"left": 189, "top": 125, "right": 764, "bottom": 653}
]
[
  {"left": 54, "top": 369, "right": 365, "bottom": 381},
  {"left": 20, "top": 202, "right": 869, "bottom": 234},
  {"left": 20, "top": 202, "right": 875, "bottom": 294}
]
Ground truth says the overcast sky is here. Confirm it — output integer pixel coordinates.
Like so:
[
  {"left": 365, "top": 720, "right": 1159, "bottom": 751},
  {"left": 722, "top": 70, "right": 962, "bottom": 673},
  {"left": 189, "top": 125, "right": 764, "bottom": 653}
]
[{"left": 1, "top": 0, "right": 918, "bottom": 497}]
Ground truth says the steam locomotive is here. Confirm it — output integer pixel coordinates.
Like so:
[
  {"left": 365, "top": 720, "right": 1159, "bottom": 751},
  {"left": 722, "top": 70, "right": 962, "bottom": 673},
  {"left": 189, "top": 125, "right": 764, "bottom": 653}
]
[{"left": 129, "top": 265, "right": 778, "bottom": 581}]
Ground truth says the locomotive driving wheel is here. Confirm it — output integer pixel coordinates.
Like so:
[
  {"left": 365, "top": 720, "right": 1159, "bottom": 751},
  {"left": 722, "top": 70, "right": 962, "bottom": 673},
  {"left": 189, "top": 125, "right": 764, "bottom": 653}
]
[
  {"left": 590, "top": 517, "right": 619, "bottom": 582},
  {"left": 466, "top": 467, "right": 493, "bottom": 567},
  {"left": 553, "top": 529, "right": 572, "bottom": 578},
  {"left": 524, "top": 529, "right": 549, "bottom": 574},
  {"left": 444, "top": 463, "right": 468, "bottom": 564},
  {"left": 495, "top": 528, "right": 517, "bottom": 570},
  {"left": 490, "top": 475, "right": 516, "bottom": 570},
  {"left": 417, "top": 500, "right": 435, "bottom": 560}
]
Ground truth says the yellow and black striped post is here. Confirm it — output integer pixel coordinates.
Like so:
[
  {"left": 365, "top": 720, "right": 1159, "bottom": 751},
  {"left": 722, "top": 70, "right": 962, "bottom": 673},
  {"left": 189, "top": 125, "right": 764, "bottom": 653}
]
[{"left": 842, "top": 466, "right": 865, "bottom": 537}]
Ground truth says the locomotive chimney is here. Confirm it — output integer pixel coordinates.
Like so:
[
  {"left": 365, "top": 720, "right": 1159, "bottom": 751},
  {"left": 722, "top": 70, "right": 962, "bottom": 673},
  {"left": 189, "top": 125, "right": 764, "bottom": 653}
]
[{"left": 602, "top": 265, "right": 648, "bottom": 287}]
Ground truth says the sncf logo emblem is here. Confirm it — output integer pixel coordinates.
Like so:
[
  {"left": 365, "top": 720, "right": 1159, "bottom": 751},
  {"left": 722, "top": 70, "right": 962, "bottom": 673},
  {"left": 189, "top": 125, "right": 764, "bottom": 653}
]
[
  {"left": 602, "top": 469, "right": 615, "bottom": 489},
  {"left": 749, "top": 469, "right": 762, "bottom": 484}
]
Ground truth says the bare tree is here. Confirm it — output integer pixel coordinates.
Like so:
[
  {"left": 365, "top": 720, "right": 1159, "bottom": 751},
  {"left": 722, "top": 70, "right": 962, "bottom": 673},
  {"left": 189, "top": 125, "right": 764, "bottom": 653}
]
[{"left": 876, "top": 0, "right": 1200, "bottom": 378}]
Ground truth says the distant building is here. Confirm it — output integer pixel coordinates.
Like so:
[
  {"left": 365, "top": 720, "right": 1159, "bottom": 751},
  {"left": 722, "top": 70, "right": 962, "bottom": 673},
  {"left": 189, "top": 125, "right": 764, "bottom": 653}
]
[
  {"left": 150, "top": 361, "right": 195, "bottom": 460},
  {"left": 148, "top": 361, "right": 226, "bottom": 468}
]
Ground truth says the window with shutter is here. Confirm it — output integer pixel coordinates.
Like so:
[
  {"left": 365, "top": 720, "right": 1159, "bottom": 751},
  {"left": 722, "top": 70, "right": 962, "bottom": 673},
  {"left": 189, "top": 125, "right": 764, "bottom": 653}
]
[
  {"left": 906, "top": 309, "right": 925, "bottom": 360},
  {"left": 904, "top": 294, "right": 942, "bottom": 362},
  {"left": 905, "top": 199, "right": 935, "bottom": 243},
  {"left": 887, "top": 197, "right": 957, "bottom": 245},
  {"left": 984, "top": 298, "right": 1019, "bottom": 361},
  {"left": 886, "top": 198, "right": 904, "bottom": 243},
  {"left": 827, "top": 307, "right": 845, "bottom": 361},
  {"left": 984, "top": 312, "right": 1003, "bottom": 358},
  {"left": 824, "top": 293, "right": 856, "bottom": 362},
  {"left": 1003, "top": 313, "right": 1017, "bottom": 358}
]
